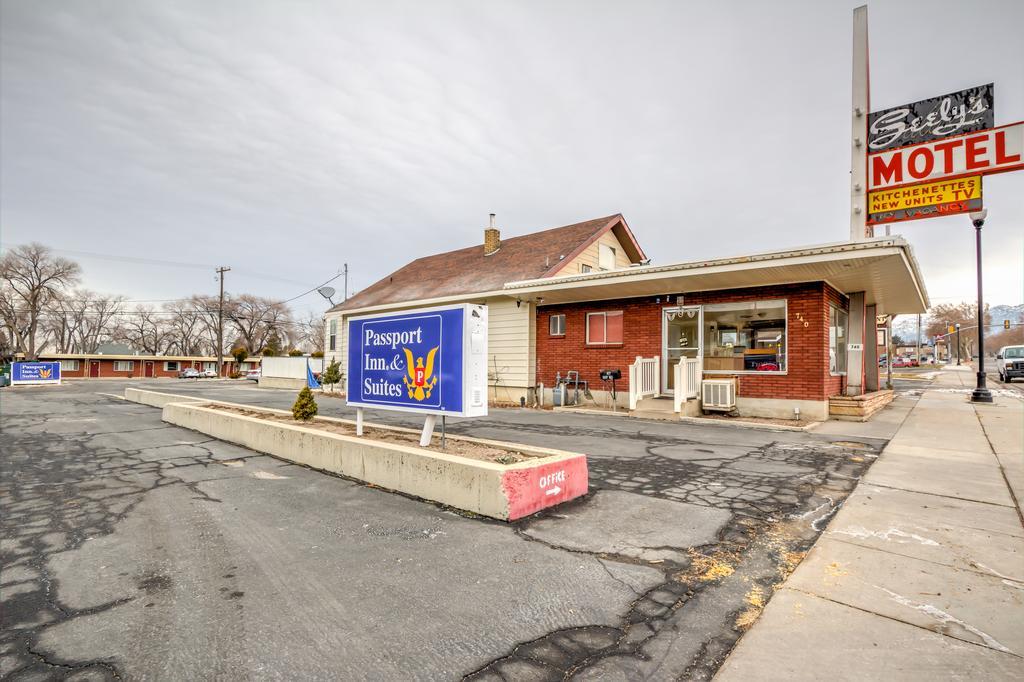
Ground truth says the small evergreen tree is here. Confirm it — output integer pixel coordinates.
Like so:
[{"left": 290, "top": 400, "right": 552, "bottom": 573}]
[
  {"left": 231, "top": 347, "right": 248, "bottom": 365},
  {"left": 262, "top": 333, "right": 282, "bottom": 357},
  {"left": 288, "top": 348, "right": 303, "bottom": 357},
  {"left": 320, "top": 360, "right": 342, "bottom": 392},
  {"left": 292, "top": 386, "right": 318, "bottom": 422},
  {"left": 311, "top": 351, "right": 324, "bottom": 358}
]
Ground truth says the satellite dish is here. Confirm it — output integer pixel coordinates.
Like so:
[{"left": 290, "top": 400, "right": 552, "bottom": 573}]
[{"left": 317, "top": 286, "right": 336, "bottom": 300}]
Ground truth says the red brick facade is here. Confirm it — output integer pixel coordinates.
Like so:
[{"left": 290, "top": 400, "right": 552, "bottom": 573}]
[
  {"left": 45, "top": 356, "right": 256, "bottom": 379},
  {"left": 536, "top": 282, "right": 850, "bottom": 402}
]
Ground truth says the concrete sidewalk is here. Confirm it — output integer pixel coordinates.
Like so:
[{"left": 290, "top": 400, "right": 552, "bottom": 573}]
[{"left": 716, "top": 368, "right": 1024, "bottom": 680}]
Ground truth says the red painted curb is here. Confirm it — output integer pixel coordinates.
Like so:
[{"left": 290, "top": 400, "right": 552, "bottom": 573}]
[{"left": 501, "top": 456, "right": 588, "bottom": 521}]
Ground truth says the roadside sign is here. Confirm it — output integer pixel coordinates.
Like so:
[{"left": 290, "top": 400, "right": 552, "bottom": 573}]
[
  {"left": 868, "top": 176, "right": 982, "bottom": 225},
  {"left": 346, "top": 303, "right": 488, "bottom": 417},
  {"left": 948, "top": 325, "right": 956, "bottom": 334},
  {"left": 868, "top": 84, "right": 994, "bottom": 153},
  {"left": 869, "top": 121, "right": 1023, "bottom": 191},
  {"left": 11, "top": 361, "right": 61, "bottom": 386}
]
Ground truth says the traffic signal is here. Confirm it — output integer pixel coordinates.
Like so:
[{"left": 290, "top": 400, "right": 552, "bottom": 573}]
[
  {"left": 1006, "top": 319, "right": 1012, "bottom": 330},
  {"left": 948, "top": 325, "right": 956, "bottom": 334}
]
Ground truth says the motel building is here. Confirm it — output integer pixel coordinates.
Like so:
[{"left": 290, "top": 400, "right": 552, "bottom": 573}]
[
  {"left": 326, "top": 214, "right": 927, "bottom": 422},
  {"left": 37, "top": 352, "right": 260, "bottom": 379}
]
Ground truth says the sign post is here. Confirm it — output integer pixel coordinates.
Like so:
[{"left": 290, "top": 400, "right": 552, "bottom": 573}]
[{"left": 346, "top": 303, "right": 488, "bottom": 446}]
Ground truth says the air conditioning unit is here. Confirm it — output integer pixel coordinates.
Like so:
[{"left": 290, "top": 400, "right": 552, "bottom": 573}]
[{"left": 701, "top": 379, "right": 737, "bottom": 411}]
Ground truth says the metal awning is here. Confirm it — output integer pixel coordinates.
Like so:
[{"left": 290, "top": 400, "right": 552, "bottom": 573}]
[{"left": 504, "top": 237, "right": 928, "bottom": 315}]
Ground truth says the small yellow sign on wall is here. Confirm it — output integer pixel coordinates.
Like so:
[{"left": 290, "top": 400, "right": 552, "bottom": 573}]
[
  {"left": 868, "top": 176, "right": 982, "bottom": 225},
  {"left": 869, "top": 176, "right": 981, "bottom": 213}
]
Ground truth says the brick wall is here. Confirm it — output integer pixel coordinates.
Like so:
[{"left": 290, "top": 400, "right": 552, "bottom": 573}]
[{"left": 536, "top": 282, "right": 849, "bottom": 402}]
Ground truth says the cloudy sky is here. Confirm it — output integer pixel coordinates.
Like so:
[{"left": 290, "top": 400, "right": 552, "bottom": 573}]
[{"left": 2, "top": 0, "right": 1022, "bottom": 319}]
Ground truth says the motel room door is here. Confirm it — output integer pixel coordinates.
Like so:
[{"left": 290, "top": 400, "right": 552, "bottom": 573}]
[
  {"left": 663, "top": 306, "right": 702, "bottom": 394},
  {"left": 144, "top": 361, "right": 155, "bottom": 378},
  {"left": 89, "top": 361, "right": 100, "bottom": 378}
]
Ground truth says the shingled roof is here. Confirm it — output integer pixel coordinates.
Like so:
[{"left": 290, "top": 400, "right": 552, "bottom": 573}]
[{"left": 331, "top": 214, "right": 644, "bottom": 312}]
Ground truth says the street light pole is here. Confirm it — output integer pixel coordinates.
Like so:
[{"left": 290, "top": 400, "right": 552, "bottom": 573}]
[
  {"left": 970, "top": 210, "right": 993, "bottom": 403},
  {"left": 956, "top": 324, "right": 961, "bottom": 366}
]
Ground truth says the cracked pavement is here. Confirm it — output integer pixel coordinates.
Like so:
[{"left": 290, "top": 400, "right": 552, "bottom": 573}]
[{"left": 1, "top": 380, "right": 899, "bottom": 680}]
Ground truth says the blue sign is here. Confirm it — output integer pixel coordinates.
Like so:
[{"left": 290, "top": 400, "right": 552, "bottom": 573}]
[
  {"left": 347, "top": 304, "right": 488, "bottom": 417},
  {"left": 12, "top": 361, "right": 62, "bottom": 385}
]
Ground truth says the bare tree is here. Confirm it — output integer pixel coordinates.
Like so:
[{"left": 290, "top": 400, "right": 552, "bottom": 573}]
[
  {"left": 115, "top": 306, "right": 172, "bottom": 354},
  {"left": 225, "top": 294, "right": 293, "bottom": 353},
  {"left": 164, "top": 300, "right": 207, "bottom": 355},
  {"left": 925, "top": 302, "right": 992, "bottom": 360},
  {"left": 296, "top": 312, "right": 326, "bottom": 354},
  {"left": 0, "top": 243, "right": 81, "bottom": 359}
]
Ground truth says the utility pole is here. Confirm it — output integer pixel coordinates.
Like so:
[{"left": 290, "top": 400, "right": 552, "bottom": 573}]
[
  {"left": 343, "top": 263, "right": 349, "bottom": 300},
  {"left": 216, "top": 266, "right": 231, "bottom": 377},
  {"left": 916, "top": 314, "right": 922, "bottom": 364},
  {"left": 956, "top": 323, "right": 962, "bottom": 366}
]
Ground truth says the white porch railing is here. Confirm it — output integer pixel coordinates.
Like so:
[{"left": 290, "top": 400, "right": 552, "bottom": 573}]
[
  {"left": 673, "top": 357, "right": 702, "bottom": 412},
  {"left": 628, "top": 356, "right": 660, "bottom": 410}
]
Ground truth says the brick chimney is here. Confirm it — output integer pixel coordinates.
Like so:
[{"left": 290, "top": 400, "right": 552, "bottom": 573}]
[{"left": 484, "top": 213, "right": 500, "bottom": 256}]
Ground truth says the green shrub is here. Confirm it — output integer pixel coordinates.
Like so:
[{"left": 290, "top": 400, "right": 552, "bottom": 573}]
[
  {"left": 320, "top": 360, "right": 342, "bottom": 392},
  {"left": 288, "top": 349, "right": 303, "bottom": 357},
  {"left": 292, "top": 386, "right": 318, "bottom": 422}
]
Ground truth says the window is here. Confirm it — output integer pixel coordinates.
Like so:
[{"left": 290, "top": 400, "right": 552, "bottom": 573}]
[
  {"left": 586, "top": 311, "right": 623, "bottom": 345},
  {"left": 164, "top": 361, "right": 179, "bottom": 372},
  {"left": 329, "top": 319, "right": 337, "bottom": 351},
  {"left": 60, "top": 360, "right": 80, "bottom": 371},
  {"left": 549, "top": 314, "right": 566, "bottom": 336},
  {"left": 580, "top": 263, "right": 592, "bottom": 274},
  {"left": 702, "top": 299, "right": 787, "bottom": 372},
  {"left": 203, "top": 362, "right": 217, "bottom": 371},
  {"left": 598, "top": 244, "right": 617, "bottom": 271},
  {"left": 113, "top": 360, "right": 134, "bottom": 372},
  {"left": 830, "top": 306, "right": 848, "bottom": 374}
]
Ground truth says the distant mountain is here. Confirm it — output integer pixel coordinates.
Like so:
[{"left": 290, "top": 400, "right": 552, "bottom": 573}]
[{"left": 891, "top": 303, "right": 1024, "bottom": 344}]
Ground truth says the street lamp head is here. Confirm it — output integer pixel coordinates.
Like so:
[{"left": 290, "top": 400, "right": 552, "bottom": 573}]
[{"left": 969, "top": 208, "right": 988, "bottom": 228}]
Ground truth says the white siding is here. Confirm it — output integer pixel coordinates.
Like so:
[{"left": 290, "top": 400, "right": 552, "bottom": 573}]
[
  {"left": 564, "top": 231, "right": 633, "bottom": 274},
  {"left": 323, "top": 296, "right": 535, "bottom": 402}
]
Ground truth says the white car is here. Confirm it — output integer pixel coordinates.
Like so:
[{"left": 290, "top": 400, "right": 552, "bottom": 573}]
[
  {"left": 996, "top": 345, "right": 1024, "bottom": 383},
  {"left": 201, "top": 368, "right": 218, "bottom": 378}
]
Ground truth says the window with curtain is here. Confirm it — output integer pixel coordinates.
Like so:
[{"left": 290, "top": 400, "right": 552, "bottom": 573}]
[{"left": 586, "top": 311, "right": 623, "bottom": 345}]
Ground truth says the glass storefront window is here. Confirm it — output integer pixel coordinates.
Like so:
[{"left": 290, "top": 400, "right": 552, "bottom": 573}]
[
  {"left": 830, "top": 306, "right": 848, "bottom": 374},
  {"left": 702, "top": 299, "right": 787, "bottom": 372}
]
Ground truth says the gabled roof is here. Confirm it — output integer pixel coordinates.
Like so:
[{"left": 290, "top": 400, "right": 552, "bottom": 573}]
[{"left": 331, "top": 214, "right": 645, "bottom": 312}]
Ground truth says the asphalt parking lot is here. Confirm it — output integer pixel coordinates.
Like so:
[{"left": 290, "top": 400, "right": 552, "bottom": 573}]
[{"left": 1, "top": 379, "right": 900, "bottom": 680}]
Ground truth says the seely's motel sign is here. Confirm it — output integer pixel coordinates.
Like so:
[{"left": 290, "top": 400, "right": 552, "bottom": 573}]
[
  {"left": 346, "top": 303, "right": 488, "bottom": 418},
  {"left": 866, "top": 84, "right": 1023, "bottom": 225}
]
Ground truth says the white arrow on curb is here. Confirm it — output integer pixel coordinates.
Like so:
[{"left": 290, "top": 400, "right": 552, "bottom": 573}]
[{"left": 545, "top": 486, "right": 562, "bottom": 496}]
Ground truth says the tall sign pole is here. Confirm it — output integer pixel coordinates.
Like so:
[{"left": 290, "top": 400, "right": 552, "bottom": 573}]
[
  {"left": 216, "top": 266, "right": 231, "bottom": 377},
  {"left": 849, "top": 5, "right": 871, "bottom": 242}
]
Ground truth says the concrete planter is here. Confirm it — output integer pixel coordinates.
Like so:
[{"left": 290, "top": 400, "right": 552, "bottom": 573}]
[
  {"left": 156, "top": 399, "right": 587, "bottom": 521},
  {"left": 829, "top": 389, "right": 894, "bottom": 421}
]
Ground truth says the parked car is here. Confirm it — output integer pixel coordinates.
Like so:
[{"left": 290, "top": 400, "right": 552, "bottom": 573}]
[
  {"left": 891, "top": 358, "right": 909, "bottom": 368},
  {"left": 997, "top": 345, "right": 1024, "bottom": 383},
  {"left": 245, "top": 369, "right": 261, "bottom": 381},
  {"left": 178, "top": 368, "right": 201, "bottom": 379},
  {"left": 201, "top": 368, "right": 218, "bottom": 378}
]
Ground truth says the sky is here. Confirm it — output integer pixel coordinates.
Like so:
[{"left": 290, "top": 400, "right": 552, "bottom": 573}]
[{"left": 2, "top": 0, "right": 1022, "bottom": 320}]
